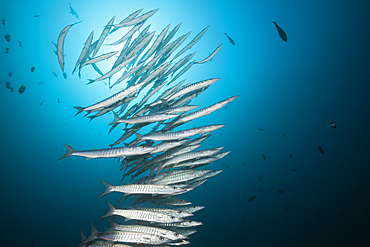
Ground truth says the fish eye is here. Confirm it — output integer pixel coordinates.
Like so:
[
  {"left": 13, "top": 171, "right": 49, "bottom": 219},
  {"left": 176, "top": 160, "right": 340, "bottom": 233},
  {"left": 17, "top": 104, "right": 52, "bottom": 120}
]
[
  {"left": 174, "top": 233, "right": 179, "bottom": 236},
  {"left": 170, "top": 216, "right": 175, "bottom": 219},
  {"left": 177, "top": 211, "right": 182, "bottom": 213},
  {"left": 159, "top": 236, "right": 164, "bottom": 240}
]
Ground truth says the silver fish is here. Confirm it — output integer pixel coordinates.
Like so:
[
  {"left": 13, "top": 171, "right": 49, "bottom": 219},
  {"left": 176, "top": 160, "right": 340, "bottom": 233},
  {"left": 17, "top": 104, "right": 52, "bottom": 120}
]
[{"left": 196, "top": 43, "right": 223, "bottom": 64}]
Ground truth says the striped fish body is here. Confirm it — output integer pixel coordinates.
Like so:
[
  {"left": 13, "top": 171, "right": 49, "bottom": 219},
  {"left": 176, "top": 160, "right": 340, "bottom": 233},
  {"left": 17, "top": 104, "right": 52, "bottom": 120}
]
[
  {"left": 136, "top": 207, "right": 193, "bottom": 218},
  {"left": 110, "top": 224, "right": 186, "bottom": 240},
  {"left": 155, "top": 220, "right": 203, "bottom": 228},
  {"left": 139, "top": 128, "right": 203, "bottom": 141},
  {"left": 87, "top": 241, "right": 132, "bottom": 247},
  {"left": 96, "top": 231, "right": 168, "bottom": 245},
  {"left": 111, "top": 209, "right": 183, "bottom": 223},
  {"left": 117, "top": 113, "right": 178, "bottom": 124},
  {"left": 72, "top": 146, "right": 156, "bottom": 159},
  {"left": 111, "top": 184, "right": 185, "bottom": 195},
  {"left": 153, "top": 170, "right": 212, "bottom": 185},
  {"left": 162, "top": 148, "right": 222, "bottom": 167}
]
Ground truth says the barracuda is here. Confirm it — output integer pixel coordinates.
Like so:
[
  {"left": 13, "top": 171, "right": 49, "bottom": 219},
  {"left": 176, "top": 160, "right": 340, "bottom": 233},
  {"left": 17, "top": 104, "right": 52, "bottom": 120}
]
[{"left": 56, "top": 144, "right": 156, "bottom": 161}]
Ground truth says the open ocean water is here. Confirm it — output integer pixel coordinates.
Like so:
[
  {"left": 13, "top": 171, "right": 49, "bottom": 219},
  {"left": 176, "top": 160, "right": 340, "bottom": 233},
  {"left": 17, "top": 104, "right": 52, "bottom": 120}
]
[{"left": 1, "top": 0, "right": 370, "bottom": 246}]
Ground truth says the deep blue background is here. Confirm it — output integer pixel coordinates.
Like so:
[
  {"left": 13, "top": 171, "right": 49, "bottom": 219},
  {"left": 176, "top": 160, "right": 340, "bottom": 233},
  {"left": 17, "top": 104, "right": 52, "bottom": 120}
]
[{"left": 1, "top": 0, "right": 370, "bottom": 246}]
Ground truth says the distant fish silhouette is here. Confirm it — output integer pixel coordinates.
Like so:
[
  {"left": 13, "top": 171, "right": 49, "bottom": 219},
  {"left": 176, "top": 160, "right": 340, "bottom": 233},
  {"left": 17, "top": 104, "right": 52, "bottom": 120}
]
[
  {"left": 290, "top": 168, "right": 297, "bottom": 172},
  {"left": 248, "top": 195, "right": 256, "bottom": 202},
  {"left": 257, "top": 127, "right": 264, "bottom": 131},
  {"left": 318, "top": 145, "right": 324, "bottom": 154},
  {"left": 328, "top": 119, "right": 337, "bottom": 129},
  {"left": 272, "top": 21, "right": 287, "bottom": 42},
  {"left": 276, "top": 189, "right": 285, "bottom": 194},
  {"left": 224, "top": 33, "right": 235, "bottom": 45},
  {"left": 262, "top": 154, "right": 266, "bottom": 160}
]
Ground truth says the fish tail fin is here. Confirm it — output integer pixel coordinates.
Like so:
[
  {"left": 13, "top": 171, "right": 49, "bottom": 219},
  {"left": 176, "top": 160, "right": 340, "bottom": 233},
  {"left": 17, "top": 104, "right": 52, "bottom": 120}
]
[
  {"left": 99, "top": 201, "right": 115, "bottom": 219},
  {"left": 73, "top": 106, "right": 84, "bottom": 116},
  {"left": 56, "top": 143, "right": 75, "bottom": 161},
  {"left": 134, "top": 132, "right": 143, "bottom": 141},
  {"left": 98, "top": 180, "right": 113, "bottom": 198},
  {"left": 108, "top": 112, "right": 120, "bottom": 125},
  {"left": 86, "top": 79, "right": 95, "bottom": 85},
  {"left": 79, "top": 221, "right": 98, "bottom": 245}
]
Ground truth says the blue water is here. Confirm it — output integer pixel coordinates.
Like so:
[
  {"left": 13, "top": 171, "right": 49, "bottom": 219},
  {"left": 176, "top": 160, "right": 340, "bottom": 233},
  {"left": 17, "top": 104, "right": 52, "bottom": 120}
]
[{"left": 1, "top": 0, "right": 370, "bottom": 246}]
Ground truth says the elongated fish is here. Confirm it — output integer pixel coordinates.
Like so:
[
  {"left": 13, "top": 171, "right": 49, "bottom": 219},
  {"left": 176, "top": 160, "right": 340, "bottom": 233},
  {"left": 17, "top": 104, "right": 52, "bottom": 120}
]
[
  {"left": 72, "top": 30, "right": 94, "bottom": 74},
  {"left": 100, "top": 201, "right": 183, "bottom": 223},
  {"left": 272, "top": 21, "right": 287, "bottom": 42},
  {"left": 73, "top": 80, "right": 146, "bottom": 116},
  {"left": 80, "top": 51, "right": 118, "bottom": 68},
  {"left": 108, "top": 22, "right": 144, "bottom": 46},
  {"left": 93, "top": 16, "right": 116, "bottom": 57},
  {"left": 114, "top": 9, "right": 158, "bottom": 28},
  {"left": 196, "top": 43, "right": 223, "bottom": 64},
  {"left": 107, "top": 219, "right": 187, "bottom": 240},
  {"left": 56, "top": 143, "right": 156, "bottom": 160},
  {"left": 109, "top": 112, "right": 178, "bottom": 125},
  {"left": 110, "top": 8, "right": 143, "bottom": 34},
  {"left": 98, "top": 180, "right": 186, "bottom": 198},
  {"left": 57, "top": 20, "right": 82, "bottom": 72}
]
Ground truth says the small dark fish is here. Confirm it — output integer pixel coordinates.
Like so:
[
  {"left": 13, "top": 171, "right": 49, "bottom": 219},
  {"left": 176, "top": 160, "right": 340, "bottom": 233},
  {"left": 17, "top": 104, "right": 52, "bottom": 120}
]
[
  {"left": 10, "top": 86, "right": 14, "bottom": 92},
  {"left": 52, "top": 71, "right": 58, "bottom": 78},
  {"left": 2, "top": 18, "right": 6, "bottom": 26},
  {"left": 19, "top": 41, "right": 22, "bottom": 47},
  {"left": 282, "top": 132, "right": 287, "bottom": 137},
  {"left": 262, "top": 154, "right": 266, "bottom": 160},
  {"left": 242, "top": 163, "right": 246, "bottom": 166},
  {"left": 289, "top": 154, "right": 293, "bottom": 158},
  {"left": 8, "top": 72, "right": 12, "bottom": 77},
  {"left": 247, "top": 178, "right": 252, "bottom": 182},
  {"left": 40, "top": 101, "right": 45, "bottom": 106},
  {"left": 224, "top": 33, "right": 235, "bottom": 45},
  {"left": 352, "top": 180, "right": 360, "bottom": 187},
  {"left": 38, "top": 81, "right": 46, "bottom": 85},
  {"left": 276, "top": 189, "right": 285, "bottom": 194},
  {"left": 241, "top": 192, "right": 246, "bottom": 197},
  {"left": 272, "top": 21, "right": 287, "bottom": 42},
  {"left": 18, "top": 85, "right": 26, "bottom": 94},
  {"left": 268, "top": 229, "right": 273, "bottom": 235},
  {"left": 6, "top": 81, "right": 11, "bottom": 89},
  {"left": 5, "top": 47, "right": 9, "bottom": 54},
  {"left": 63, "top": 72, "right": 67, "bottom": 79},
  {"left": 328, "top": 119, "right": 337, "bottom": 129},
  {"left": 4, "top": 34, "right": 11, "bottom": 42},
  {"left": 58, "top": 98, "right": 60, "bottom": 103},
  {"left": 257, "top": 127, "right": 264, "bottom": 131},
  {"left": 258, "top": 175, "right": 263, "bottom": 181},
  {"left": 286, "top": 208, "right": 289, "bottom": 212},
  {"left": 248, "top": 195, "right": 256, "bottom": 203},
  {"left": 290, "top": 168, "right": 297, "bottom": 172},
  {"left": 259, "top": 189, "right": 263, "bottom": 192},
  {"left": 34, "top": 15, "right": 40, "bottom": 18},
  {"left": 318, "top": 145, "right": 324, "bottom": 154},
  {"left": 30, "top": 240, "right": 34, "bottom": 247},
  {"left": 223, "top": 164, "right": 230, "bottom": 168},
  {"left": 31, "top": 66, "right": 35, "bottom": 72}
]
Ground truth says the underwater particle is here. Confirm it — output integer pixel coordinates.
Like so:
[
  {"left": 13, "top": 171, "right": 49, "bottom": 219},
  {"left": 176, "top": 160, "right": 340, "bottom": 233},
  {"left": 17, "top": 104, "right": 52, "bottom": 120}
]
[
  {"left": 257, "top": 127, "right": 264, "bottom": 131},
  {"left": 63, "top": 72, "right": 67, "bottom": 79},
  {"left": 290, "top": 168, "right": 297, "bottom": 172},
  {"left": 328, "top": 119, "right": 337, "bottom": 129},
  {"left": 352, "top": 180, "right": 360, "bottom": 187},
  {"left": 31, "top": 66, "right": 35, "bottom": 72},
  {"left": 6, "top": 81, "right": 11, "bottom": 89},
  {"left": 19, "top": 41, "right": 22, "bottom": 47},
  {"left": 4, "top": 34, "right": 11, "bottom": 42},
  {"left": 276, "top": 189, "right": 285, "bottom": 194},
  {"left": 289, "top": 154, "right": 293, "bottom": 158},
  {"left": 259, "top": 189, "right": 263, "bottom": 192},
  {"left": 248, "top": 195, "right": 256, "bottom": 203},
  {"left": 40, "top": 101, "right": 44, "bottom": 106},
  {"left": 224, "top": 33, "right": 235, "bottom": 45},
  {"left": 2, "top": 17, "right": 6, "bottom": 26},
  {"left": 5, "top": 47, "right": 10, "bottom": 54},
  {"left": 362, "top": 208, "right": 370, "bottom": 215},
  {"left": 299, "top": 214, "right": 304, "bottom": 221},
  {"left": 282, "top": 132, "right": 287, "bottom": 137},
  {"left": 272, "top": 21, "right": 287, "bottom": 42},
  {"left": 38, "top": 81, "right": 46, "bottom": 85},
  {"left": 10, "top": 86, "right": 14, "bottom": 92},
  {"left": 258, "top": 175, "right": 263, "bottom": 181},
  {"left": 58, "top": 98, "right": 60, "bottom": 103},
  {"left": 318, "top": 145, "right": 324, "bottom": 154},
  {"left": 262, "top": 154, "right": 266, "bottom": 160},
  {"left": 18, "top": 85, "right": 26, "bottom": 94},
  {"left": 268, "top": 229, "right": 274, "bottom": 235},
  {"left": 8, "top": 72, "right": 12, "bottom": 77},
  {"left": 52, "top": 71, "right": 58, "bottom": 78}
]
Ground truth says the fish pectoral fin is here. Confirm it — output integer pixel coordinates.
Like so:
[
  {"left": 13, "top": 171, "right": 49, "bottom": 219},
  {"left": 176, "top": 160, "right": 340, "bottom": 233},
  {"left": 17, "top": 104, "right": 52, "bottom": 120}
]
[
  {"left": 152, "top": 193, "right": 158, "bottom": 197},
  {"left": 124, "top": 217, "right": 132, "bottom": 222}
]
